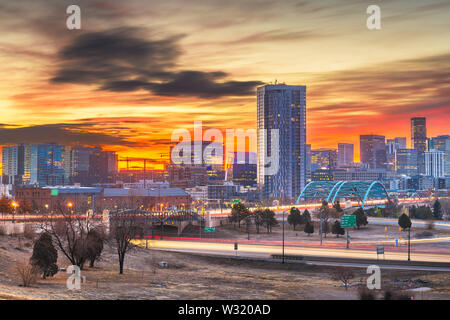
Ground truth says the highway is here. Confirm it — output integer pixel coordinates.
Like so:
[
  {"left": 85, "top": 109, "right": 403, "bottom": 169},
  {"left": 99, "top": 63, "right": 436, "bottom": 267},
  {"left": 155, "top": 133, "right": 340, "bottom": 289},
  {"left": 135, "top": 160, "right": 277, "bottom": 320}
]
[
  {"left": 133, "top": 239, "right": 450, "bottom": 265},
  {"left": 368, "top": 217, "right": 450, "bottom": 230}
]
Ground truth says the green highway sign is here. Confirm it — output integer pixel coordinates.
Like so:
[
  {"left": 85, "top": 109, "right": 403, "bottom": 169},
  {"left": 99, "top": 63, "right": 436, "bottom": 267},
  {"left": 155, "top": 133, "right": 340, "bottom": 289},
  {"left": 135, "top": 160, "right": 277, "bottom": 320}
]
[
  {"left": 341, "top": 215, "right": 356, "bottom": 228},
  {"left": 204, "top": 227, "right": 215, "bottom": 233},
  {"left": 231, "top": 199, "right": 241, "bottom": 204},
  {"left": 51, "top": 189, "right": 59, "bottom": 196}
]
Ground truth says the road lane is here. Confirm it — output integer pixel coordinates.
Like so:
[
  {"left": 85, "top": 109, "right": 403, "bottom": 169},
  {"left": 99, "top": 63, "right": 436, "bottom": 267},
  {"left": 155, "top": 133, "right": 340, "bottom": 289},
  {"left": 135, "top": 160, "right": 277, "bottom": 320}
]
[{"left": 133, "top": 239, "right": 450, "bottom": 263}]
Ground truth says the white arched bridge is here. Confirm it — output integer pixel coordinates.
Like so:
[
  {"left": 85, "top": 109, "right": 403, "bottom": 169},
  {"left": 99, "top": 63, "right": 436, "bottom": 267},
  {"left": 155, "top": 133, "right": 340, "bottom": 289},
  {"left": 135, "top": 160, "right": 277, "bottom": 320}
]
[{"left": 295, "top": 180, "right": 390, "bottom": 209}]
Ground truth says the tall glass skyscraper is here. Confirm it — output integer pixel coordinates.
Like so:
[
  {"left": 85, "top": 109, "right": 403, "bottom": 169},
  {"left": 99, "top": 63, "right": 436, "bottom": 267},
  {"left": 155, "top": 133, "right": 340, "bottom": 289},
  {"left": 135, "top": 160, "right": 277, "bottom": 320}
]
[
  {"left": 429, "top": 135, "right": 450, "bottom": 176},
  {"left": 425, "top": 149, "right": 445, "bottom": 178},
  {"left": 257, "top": 84, "right": 306, "bottom": 200},
  {"left": 395, "top": 148, "right": 418, "bottom": 176},
  {"left": 64, "top": 146, "right": 94, "bottom": 185},
  {"left": 30, "top": 143, "right": 66, "bottom": 186},
  {"left": 337, "top": 143, "right": 354, "bottom": 167},
  {"left": 1, "top": 144, "right": 30, "bottom": 184},
  {"left": 360, "top": 135, "right": 386, "bottom": 169},
  {"left": 411, "top": 117, "right": 427, "bottom": 174}
]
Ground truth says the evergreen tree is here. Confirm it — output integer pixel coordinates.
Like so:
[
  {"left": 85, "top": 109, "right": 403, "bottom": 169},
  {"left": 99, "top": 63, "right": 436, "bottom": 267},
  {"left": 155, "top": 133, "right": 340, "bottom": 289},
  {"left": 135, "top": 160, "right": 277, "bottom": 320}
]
[
  {"left": 262, "top": 209, "right": 278, "bottom": 233},
  {"left": 352, "top": 207, "right": 368, "bottom": 229},
  {"left": 302, "top": 209, "right": 311, "bottom": 224},
  {"left": 288, "top": 207, "right": 302, "bottom": 230},
  {"left": 332, "top": 221, "right": 345, "bottom": 238},
  {"left": 304, "top": 222, "right": 314, "bottom": 236},
  {"left": 86, "top": 229, "right": 104, "bottom": 268},
  {"left": 398, "top": 213, "right": 412, "bottom": 230},
  {"left": 30, "top": 232, "right": 58, "bottom": 279},
  {"left": 433, "top": 199, "right": 443, "bottom": 220},
  {"left": 230, "top": 203, "right": 249, "bottom": 228}
]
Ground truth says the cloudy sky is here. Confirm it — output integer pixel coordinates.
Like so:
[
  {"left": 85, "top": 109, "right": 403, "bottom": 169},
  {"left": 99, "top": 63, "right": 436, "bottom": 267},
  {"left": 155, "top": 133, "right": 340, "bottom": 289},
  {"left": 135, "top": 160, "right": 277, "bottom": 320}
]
[{"left": 0, "top": 0, "right": 449, "bottom": 169}]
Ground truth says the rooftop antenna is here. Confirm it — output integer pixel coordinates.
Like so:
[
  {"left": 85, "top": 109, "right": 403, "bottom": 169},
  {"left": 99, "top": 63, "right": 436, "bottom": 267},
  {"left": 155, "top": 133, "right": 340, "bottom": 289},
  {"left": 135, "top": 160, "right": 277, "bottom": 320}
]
[{"left": 275, "top": 79, "right": 277, "bottom": 85}]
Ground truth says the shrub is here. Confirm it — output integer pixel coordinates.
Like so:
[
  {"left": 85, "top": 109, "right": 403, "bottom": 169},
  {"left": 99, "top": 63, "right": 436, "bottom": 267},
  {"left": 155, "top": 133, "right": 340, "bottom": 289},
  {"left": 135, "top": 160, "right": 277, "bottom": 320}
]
[
  {"left": 358, "top": 288, "right": 376, "bottom": 300},
  {"left": 16, "top": 261, "right": 38, "bottom": 287},
  {"left": 23, "top": 224, "right": 36, "bottom": 240},
  {"left": 304, "top": 222, "right": 314, "bottom": 236}
]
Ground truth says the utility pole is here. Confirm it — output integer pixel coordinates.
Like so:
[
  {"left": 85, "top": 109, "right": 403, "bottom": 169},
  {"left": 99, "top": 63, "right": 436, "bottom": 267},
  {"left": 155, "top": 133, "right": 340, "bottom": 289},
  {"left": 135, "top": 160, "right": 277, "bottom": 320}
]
[
  {"left": 408, "top": 226, "right": 411, "bottom": 261},
  {"left": 346, "top": 229, "right": 350, "bottom": 249},
  {"left": 282, "top": 207, "right": 285, "bottom": 264},
  {"left": 319, "top": 206, "right": 323, "bottom": 246}
]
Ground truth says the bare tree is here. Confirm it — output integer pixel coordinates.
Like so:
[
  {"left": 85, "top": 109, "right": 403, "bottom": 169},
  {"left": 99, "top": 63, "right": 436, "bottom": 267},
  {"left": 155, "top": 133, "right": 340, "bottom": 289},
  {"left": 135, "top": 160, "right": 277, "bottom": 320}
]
[
  {"left": 332, "top": 268, "right": 354, "bottom": 290},
  {"left": 40, "top": 202, "right": 96, "bottom": 269},
  {"left": 110, "top": 209, "right": 141, "bottom": 274}
]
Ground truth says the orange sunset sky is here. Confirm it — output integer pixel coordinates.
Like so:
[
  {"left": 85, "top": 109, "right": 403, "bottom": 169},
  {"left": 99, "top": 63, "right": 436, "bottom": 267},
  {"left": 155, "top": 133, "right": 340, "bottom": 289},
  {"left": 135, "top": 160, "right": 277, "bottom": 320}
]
[{"left": 0, "top": 0, "right": 449, "bottom": 170}]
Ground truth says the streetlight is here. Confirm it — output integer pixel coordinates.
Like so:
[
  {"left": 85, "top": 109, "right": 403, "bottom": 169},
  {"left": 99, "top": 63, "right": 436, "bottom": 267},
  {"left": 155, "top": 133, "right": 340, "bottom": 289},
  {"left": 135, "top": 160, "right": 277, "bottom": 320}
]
[
  {"left": 160, "top": 203, "right": 164, "bottom": 240},
  {"left": 407, "top": 208, "right": 411, "bottom": 261},
  {"left": 281, "top": 205, "right": 285, "bottom": 264},
  {"left": 11, "top": 201, "right": 18, "bottom": 223}
]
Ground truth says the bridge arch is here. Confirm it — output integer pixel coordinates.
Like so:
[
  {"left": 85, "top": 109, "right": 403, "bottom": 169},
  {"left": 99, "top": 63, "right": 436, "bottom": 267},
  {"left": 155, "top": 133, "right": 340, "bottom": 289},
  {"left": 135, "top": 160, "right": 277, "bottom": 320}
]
[{"left": 296, "top": 180, "right": 390, "bottom": 209}]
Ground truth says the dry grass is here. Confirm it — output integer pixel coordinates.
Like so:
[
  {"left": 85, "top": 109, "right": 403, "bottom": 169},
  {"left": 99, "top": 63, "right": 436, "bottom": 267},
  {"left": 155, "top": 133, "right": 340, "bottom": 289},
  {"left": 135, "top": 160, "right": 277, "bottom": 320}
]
[
  {"left": 15, "top": 261, "right": 38, "bottom": 287},
  {"left": 0, "top": 233, "right": 449, "bottom": 300}
]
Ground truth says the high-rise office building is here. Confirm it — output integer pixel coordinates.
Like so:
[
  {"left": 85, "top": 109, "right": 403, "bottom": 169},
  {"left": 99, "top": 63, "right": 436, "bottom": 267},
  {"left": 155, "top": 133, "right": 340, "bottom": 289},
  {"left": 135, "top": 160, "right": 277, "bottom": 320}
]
[
  {"left": 232, "top": 152, "right": 257, "bottom": 187},
  {"left": 360, "top": 135, "right": 387, "bottom": 169},
  {"left": 395, "top": 148, "right": 418, "bottom": 176},
  {"left": 429, "top": 135, "right": 450, "bottom": 176},
  {"left": 411, "top": 117, "right": 427, "bottom": 174},
  {"left": 30, "top": 143, "right": 66, "bottom": 186},
  {"left": 386, "top": 138, "right": 406, "bottom": 171},
  {"left": 311, "top": 149, "right": 337, "bottom": 171},
  {"left": 337, "top": 143, "right": 354, "bottom": 167},
  {"left": 395, "top": 137, "right": 407, "bottom": 149},
  {"left": 64, "top": 146, "right": 94, "bottom": 185},
  {"left": 88, "top": 147, "right": 118, "bottom": 184},
  {"left": 257, "top": 84, "right": 306, "bottom": 200},
  {"left": 1, "top": 144, "right": 30, "bottom": 184},
  {"left": 425, "top": 149, "right": 445, "bottom": 178}
]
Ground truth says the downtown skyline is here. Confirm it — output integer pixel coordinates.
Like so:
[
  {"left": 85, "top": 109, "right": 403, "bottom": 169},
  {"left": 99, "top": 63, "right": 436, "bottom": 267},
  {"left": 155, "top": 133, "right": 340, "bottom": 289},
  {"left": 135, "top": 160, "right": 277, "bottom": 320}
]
[{"left": 0, "top": 0, "right": 449, "bottom": 170}]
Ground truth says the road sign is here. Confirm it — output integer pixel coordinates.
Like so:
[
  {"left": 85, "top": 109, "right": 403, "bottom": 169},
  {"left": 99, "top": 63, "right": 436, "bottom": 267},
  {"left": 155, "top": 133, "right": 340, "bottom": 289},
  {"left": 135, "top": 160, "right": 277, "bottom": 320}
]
[
  {"left": 204, "top": 227, "right": 215, "bottom": 233},
  {"left": 51, "top": 189, "right": 59, "bottom": 196},
  {"left": 231, "top": 199, "right": 241, "bottom": 204},
  {"left": 377, "top": 246, "right": 384, "bottom": 254},
  {"left": 341, "top": 215, "right": 356, "bottom": 228}
]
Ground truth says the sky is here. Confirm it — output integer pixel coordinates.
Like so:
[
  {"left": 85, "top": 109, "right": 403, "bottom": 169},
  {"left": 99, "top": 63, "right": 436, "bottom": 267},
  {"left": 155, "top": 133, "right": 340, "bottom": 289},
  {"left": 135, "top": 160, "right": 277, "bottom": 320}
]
[{"left": 0, "top": 0, "right": 449, "bottom": 170}]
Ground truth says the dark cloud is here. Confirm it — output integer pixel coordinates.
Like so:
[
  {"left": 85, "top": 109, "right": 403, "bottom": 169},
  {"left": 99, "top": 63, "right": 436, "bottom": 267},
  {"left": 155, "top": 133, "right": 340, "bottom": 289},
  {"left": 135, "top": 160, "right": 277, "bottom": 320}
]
[
  {"left": 51, "top": 28, "right": 263, "bottom": 98},
  {"left": 0, "top": 123, "right": 137, "bottom": 147}
]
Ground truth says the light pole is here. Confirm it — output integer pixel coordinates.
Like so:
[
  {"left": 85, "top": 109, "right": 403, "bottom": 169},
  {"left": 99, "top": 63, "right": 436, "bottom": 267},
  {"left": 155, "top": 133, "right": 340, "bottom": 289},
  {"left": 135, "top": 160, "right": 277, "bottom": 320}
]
[
  {"left": 282, "top": 206, "right": 285, "bottom": 264},
  {"left": 319, "top": 204, "right": 323, "bottom": 246},
  {"left": 11, "top": 201, "right": 18, "bottom": 223},
  {"left": 408, "top": 208, "right": 412, "bottom": 261},
  {"left": 408, "top": 226, "right": 411, "bottom": 261}
]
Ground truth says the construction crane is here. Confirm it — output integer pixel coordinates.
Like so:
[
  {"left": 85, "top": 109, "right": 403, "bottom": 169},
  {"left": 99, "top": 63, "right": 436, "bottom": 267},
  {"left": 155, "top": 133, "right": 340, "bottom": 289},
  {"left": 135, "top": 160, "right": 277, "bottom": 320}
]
[{"left": 118, "top": 156, "right": 168, "bottom": 187}]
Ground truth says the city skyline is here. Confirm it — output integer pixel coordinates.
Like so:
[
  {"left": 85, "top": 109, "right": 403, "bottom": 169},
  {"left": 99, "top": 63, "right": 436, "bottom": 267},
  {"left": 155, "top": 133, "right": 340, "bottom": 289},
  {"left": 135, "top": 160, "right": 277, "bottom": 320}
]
[{"left": 0, "top": 0, "right": 449, "bottom": 170}]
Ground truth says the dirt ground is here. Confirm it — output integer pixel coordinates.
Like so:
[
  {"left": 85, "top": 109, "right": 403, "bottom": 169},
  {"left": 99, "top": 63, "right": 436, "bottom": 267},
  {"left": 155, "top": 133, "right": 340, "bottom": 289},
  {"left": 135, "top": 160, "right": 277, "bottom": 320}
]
[{"left": 0, "top": 233, "right": 449, "bottom": 300}]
